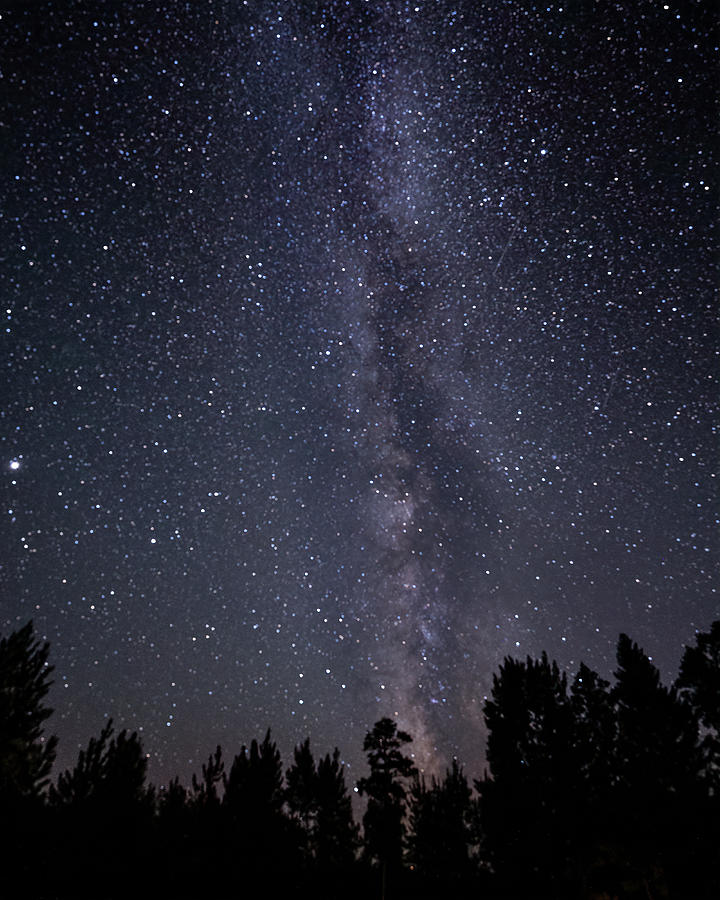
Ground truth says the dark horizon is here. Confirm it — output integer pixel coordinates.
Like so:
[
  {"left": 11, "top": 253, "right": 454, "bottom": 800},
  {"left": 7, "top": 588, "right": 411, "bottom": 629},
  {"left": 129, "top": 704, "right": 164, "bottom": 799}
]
[{"left": 1, "top": 618, "right": 718, "bottom": 899}]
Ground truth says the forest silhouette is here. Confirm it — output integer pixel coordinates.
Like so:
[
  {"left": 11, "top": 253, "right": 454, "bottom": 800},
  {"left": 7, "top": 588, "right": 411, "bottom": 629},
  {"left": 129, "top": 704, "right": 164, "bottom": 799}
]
[{"left": 0, "top": 620, "right": 717, "bottom": 899}]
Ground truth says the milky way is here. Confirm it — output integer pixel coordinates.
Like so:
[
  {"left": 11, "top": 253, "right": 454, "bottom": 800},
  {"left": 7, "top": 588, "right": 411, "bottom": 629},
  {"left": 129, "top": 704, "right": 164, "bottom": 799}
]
[{"left": 1, "top": 1, "right": 717, "bottom": 782}]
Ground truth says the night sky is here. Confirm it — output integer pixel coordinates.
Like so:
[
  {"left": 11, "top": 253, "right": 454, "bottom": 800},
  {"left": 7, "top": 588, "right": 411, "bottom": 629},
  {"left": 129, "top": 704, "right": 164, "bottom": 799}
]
[{"left": 2, "top": 1, "right": 717, "bottom": 785}]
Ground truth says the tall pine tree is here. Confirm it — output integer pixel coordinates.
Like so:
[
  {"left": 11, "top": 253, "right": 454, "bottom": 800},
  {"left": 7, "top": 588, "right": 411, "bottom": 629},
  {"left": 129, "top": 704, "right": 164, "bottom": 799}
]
[
  {"left": 0, "top": 622, "right": 58, "bottom": 896},
  {"left": 479, "top": 652, "right": 575, "bottom": 895},
  {"left": 611, "top": 634, "right": 704, "bottom": 896},
  {"left": 0, "top": 621, "right": 57, "bottom": 803},
  {"left": 407, "top": 760, "right": 478, "bottom": 891},
  {"left": 357, "top": 717, "right": 416, "bottom": 893},
  {"left": 286, "top": 738, "right": 358, "bottom": 872}
]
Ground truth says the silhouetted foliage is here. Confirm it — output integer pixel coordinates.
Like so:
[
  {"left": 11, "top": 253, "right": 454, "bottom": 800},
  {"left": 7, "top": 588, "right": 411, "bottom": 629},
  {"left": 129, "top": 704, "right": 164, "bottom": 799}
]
[
  {"left": 221, "top": 730, "right": 304, "bottom": 891},
  {"left": 157, "top": 774, "right": 188, "bottom": 830},
  {"left": 224, "top": 730, "right": 283, "bottom": 820},
  {"left": 315, "top": 747, "right": 359, "bottom": 868},
  {"left": 286, "top": 738, "right": 358, "bottom": 872},
  {"left": 191, "top": 743, "right": 224, "bottom": 812},
  {"left": 51, "top": 719, "right": 151, "bottom": 814},
  {"left": 569, "top": 662, "right": 615, "bottom": 796},
  {"left": 611, "top": 633, "right": 706, "bottom": 895},
  {"left": 407, "top": 759, "right": 479, "bottom": 894},
  {"left": 0, "top": 621, "right": 58, "bottom": 894},
  {"left": 478, "top": 651, "right": 576, "bottom": 895},
  {"left": 0, "top": 620, "right": 57, "bottom": 803},
  {"left": 674, "top": 620, "right": 720, "bottom": 896},
  {"left": 478, "top": 633, "right": 717, "bottom": 899},
  {"left": 613, "top": 633, "right": 700, "bottom": 794},
  {"left": 358, "top": 716, "right": 417, "bottom": 894},
  {"left": 567, "top": 662, "right": 617, "bottom": 895},
  {"left": 678, "top": 621, "right": 720, "bottom": 726},
  {"left": 678, "top": 619, "right": 720, "bottom": 775},
  {"left": 286, "top": 736, "right": 317, "bottom": 837},
  {"left": 0, "top": 619, "right": 717, "bottom": 899},
  {"left": 48, "top": 720, "right": 155, "bottom": 897}
]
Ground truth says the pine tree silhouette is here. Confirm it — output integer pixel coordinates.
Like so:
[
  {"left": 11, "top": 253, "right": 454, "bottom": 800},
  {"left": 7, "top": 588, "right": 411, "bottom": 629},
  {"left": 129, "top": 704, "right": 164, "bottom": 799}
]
[
  {"left": 567, "top": 662, "right": 617, "bottom": 896},
  {"left": 0, "top": 621, "right": 58, "bottom": 896},
  {"left": 358, "top": 717, "right": 416, "bottom": 898},
  {"left": 675, "top": 620, "right": 720, "bottom": 897},
  {"left": 2, "top": 620, "right": 715, "bottom": 898},
  {"left": 191, "top": 744, "right": 224, "bottom": 812},
  {"left": 612, "top": 633, "right": 707, "bottom": 897},
  {"left": 222, "top": 730, "right": 297, "bottom": 891},
  {"left": 51, "top": 720, "right": 152, "bottom": 815},
  {"left": 286, "top": 737, "right": 317, "bottom": 845},
  {"left": 49, "top": 720, "right": 154, "bottom": 896},
  {"left": 479, "top": 652, "right": 575, "bottom": 895},
  {"left": 0, "top": 621, "right": 57, "bottom": 802},
  {"left": 314, "top": 747, "right": 359, "bottom": 871},
  {"left": 407, "top": 759, "right": 478, "bottom": 894},
  {"left": 286, "top": 738, "right": 358, "bottom": 874},
  {"left": 677, "top": 619, "right": 720, "bottom": 778}
]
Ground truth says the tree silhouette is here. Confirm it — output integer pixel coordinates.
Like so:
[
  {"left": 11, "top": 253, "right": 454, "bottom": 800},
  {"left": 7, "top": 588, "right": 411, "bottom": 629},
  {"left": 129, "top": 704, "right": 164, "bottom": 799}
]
[
  {"left": 191, "top": 743, "right": 224, "bottom": 813},
  {"left": 222, "top": 730, "right": 298, "bottom": 890},
  {"left": 286, "top": 737, "right": 317, "bottom": 841},
  {"left": 314, "top": 747, "right": 359, "bottom": 870},
  {"left": 675, "top": 620, "right": 720, "bottom": 897},
  {"left": 184, "top": 743, "right": 226, "bottom": 885},
  {"left": 157, "top": 774, "right": 190, "bottom": 841},
  {"left": 154, "top": 774, "right": 192, "bottom": 894},
  {"left": 0, "top": 621, "right": 58, "bottom": 895},
  {"left": 407, "top": 759, "right": 478, "bottom": 893},
  {"left": 612, "top": 633, "right": 710, "bottom": 896},
  {"left": 49, "top": 720, "right": 154, "bottom": 895},
  {"left": 357, "top": 717, "right": 416, "bottom": 895},
  {"left": 677, "top": 619, "right": 720, "bottom": 777},
  {"left": 569, "top": 663, "right": 614, "bottom": 794},
  {"left": 51, "top": 720, "right": 151, "bottom": 814},
  {"left": 286, "top": 738, "right": 358, "bottom": 873},
  {"left": 566, "top": 662, "right": 617, "bottom": 895},
  {"left": 479, "top": 652, "right": 576, "bottom": 895},
  {"left": 223, "top": 730, "right": 284, "bottom": 825},
  {"left": 1, "top": 620, "right": 717, "bottom": 898},
  {"left": 0, "top": 621, "right": 57, "bottom": 803}
]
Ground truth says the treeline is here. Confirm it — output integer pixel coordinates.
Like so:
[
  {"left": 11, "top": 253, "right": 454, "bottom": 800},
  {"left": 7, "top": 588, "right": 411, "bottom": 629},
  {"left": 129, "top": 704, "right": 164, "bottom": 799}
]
[{"left": 1, "top": 622, "right": 718, "bottom": 899}]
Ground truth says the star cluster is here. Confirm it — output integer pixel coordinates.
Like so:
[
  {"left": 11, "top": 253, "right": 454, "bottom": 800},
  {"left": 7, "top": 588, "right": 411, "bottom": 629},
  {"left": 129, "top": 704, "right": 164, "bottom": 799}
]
[{"left": 1, "top": 1, "right": 717, "bottom": 781}]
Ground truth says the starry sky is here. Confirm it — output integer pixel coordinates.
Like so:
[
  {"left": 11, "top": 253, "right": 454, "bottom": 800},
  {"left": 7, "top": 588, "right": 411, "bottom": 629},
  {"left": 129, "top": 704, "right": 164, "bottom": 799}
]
[{"left": 1, "top": 1, "right": 717, "bottom": 784}]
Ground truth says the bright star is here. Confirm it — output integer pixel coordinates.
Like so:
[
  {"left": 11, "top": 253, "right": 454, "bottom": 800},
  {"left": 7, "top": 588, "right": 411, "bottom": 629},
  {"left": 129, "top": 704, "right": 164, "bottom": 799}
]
[{"left": 9, "top": 460, "right": 20, "bottom": 471}]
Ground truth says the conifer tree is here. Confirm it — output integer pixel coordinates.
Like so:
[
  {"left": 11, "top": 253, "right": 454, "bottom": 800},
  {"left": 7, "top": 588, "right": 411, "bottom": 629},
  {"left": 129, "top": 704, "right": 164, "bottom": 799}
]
[
  {"left": 286, "top": 739, "right": 358, "bottom": 870},
  {"left": 286, "top": 737, "right": 317, "bottom": 841},
  {"left": 157, "top": 775, "right": 190, "bottom": 841},
  {"left": 675, "top": 620, "right": 720, "bottom": 895},
  {"left": 479, "top": 652, "right": 575, "bottom": 894},
  {"left": 50, "top": 719, "right": 152, "bottom": 818},
  {"left": 191, "top": 744, "right": 225, "bottom": 812},
  {"left": 407, "top": 760, "right": 477, "bottom": 889},
  {"left": 677, "top": 619, "right": 720, "bottom": 780},
  {"left": 223, "top": 730, "right": 284, "bottom": 824},
  {"left": 612, "top": 634, "right": 704, "bottom": 896},
  {"left": 0, "top": 621, "right": 58, "bottom": 802},
  {"left": 0, "top": 622, "right": 58, "bottom": 896},
  {"left": 315, "top": 747, "right": 358, "bottom": 870},
  {"left": 222, "top": 729, "right": 293, "bottom": 888},
  {"left": 357, "top": 717, "right": 416, "bottom": 882},
  {"left": 49, "top": 720, "right": 154, "bottom": 895}
]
